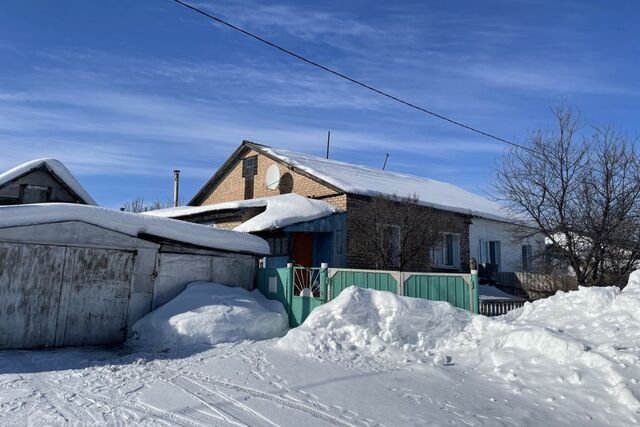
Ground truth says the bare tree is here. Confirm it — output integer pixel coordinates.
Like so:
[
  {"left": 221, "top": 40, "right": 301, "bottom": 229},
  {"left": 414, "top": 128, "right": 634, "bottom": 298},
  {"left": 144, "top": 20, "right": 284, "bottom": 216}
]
[
  {"left": 349, "top": 194, "right": 455, "bottom": 271},
  {"left": 495, "top": 104, "right": 640, "bottom": 287},
  {"left": 121, "top": 197, "right": 181, "bottom": 213}
]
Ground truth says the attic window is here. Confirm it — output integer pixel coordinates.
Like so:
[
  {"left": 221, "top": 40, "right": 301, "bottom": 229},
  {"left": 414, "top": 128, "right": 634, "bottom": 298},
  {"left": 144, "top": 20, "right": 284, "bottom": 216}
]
[
  {"left": 20, "top": 185, "right": 51, "bottom": 204},
  {"left": 242, "top": 156, "right": 258, "bottom": 178}
]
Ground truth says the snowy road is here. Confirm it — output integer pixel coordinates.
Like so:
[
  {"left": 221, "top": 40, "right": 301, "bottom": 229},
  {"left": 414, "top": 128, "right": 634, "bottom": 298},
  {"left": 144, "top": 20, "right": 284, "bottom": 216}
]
[
  {"left": 0, "top": 338, "right": 625, "bottom": 426},
  {"left": 3, "top": 279, "right": 640, "bottom": 426}
]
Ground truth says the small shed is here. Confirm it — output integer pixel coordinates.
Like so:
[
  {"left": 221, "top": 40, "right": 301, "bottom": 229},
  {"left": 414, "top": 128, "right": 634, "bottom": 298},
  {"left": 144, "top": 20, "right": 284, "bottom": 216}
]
[
  {"left": 0, "top": 203, "right": 269, "bottom": 349},
  {"left": 144, "top": 193, "right": 346, "bottom": 268},
  {"left": 0, "top": 158, "right": 96, "bottom": 205}
]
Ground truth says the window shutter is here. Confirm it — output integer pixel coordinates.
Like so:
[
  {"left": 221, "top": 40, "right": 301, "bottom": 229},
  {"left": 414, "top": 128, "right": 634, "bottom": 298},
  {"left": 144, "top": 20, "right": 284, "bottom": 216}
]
[{"left": 494, "top": 241, "right": 501, "bottom": 271}]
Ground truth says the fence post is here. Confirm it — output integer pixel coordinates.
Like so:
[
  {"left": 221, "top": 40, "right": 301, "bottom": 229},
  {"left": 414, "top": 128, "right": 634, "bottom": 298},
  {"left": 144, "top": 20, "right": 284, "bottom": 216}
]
[
  {"left": 470, "top": 258, "right": 479, "bottom": 314},
  {"left": 320, "top": 262, "right": 328, "bottom": 301},
  {"left": 286, "top": 262, "right": 294, "bottom": 313}
]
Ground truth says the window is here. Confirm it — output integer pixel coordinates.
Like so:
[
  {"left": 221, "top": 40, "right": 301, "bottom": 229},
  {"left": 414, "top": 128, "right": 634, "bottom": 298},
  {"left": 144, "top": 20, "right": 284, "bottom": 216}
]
[
  {"left": 380, "top": 224, "right": 401, "bottom": 269},
  {"left": 522, "top": 244, "right": 533, "bottom": 271},
  {"left": 479, "top": 240, "right": 502, "bottom": 270},
  {"left": 267, "top": 236, "right": 289, "bottom": 256},
  {"left": 244, "top": 176, "right": 254, "bottom": 199},
  {"left": 20, "top": 185, "right": 50, "bottom": 204},
  {"left": 242, "top": 156, "right": 258, "bottom": 178},
  {"left": 242, "top": 156, "right": 258, "bottom": 199},
  {"left": 431, "top": 233, "right": 460, "bottom": 268}
]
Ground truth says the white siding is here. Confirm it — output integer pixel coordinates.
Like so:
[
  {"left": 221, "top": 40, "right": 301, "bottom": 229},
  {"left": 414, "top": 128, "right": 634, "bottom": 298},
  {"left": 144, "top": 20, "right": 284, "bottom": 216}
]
[{"left": 469, "top": 218, "right": 544, "bottom": 272}]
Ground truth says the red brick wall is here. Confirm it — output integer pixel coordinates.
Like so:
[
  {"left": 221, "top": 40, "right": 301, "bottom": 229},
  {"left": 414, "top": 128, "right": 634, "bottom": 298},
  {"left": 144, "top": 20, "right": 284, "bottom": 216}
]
[
  {"left": 344, "top": 195, "right": 471, "bottom": 273},
  {"left": 202, "top": 149, "right": 341, "bottom": 205},
  {"left": 196, "top": 149, "right": 470, "bottom": 272}
]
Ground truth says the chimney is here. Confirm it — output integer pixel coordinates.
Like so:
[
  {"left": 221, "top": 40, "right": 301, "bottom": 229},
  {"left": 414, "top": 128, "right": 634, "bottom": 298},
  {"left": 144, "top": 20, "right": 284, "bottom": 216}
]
[{"left": 173, "top": 170, "right": 180, "bottom": 207}]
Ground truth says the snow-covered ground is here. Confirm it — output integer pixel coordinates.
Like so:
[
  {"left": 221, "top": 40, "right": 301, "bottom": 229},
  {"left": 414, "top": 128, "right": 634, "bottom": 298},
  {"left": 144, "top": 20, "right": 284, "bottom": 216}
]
[{"left": 2, "top": 275, "right": 640, "bottom": 426}]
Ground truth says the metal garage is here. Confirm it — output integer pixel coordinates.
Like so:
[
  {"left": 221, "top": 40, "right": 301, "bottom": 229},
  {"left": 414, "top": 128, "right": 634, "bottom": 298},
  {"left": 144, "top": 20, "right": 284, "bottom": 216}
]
[{"left": 0, "top": 204, "right": 269, "bottom": 349}]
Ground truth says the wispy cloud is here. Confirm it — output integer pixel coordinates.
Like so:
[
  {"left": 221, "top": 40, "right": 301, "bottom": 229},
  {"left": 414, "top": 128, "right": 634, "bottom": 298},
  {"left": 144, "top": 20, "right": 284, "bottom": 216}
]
[{"left": 195, "top": 0, "right": 381, "bottom": 41}]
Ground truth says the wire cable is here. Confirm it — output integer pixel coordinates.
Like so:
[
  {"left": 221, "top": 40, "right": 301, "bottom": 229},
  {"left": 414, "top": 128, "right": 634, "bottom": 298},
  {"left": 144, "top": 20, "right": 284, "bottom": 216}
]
[{"left": 171, "top": 0, "right": 532, "bottom": 152}]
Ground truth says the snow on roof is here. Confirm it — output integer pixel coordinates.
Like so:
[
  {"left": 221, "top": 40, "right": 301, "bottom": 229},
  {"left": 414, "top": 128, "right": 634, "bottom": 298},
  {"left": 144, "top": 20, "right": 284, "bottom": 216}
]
[
  {"left": 0, "top": 203, "right": 269, "bottom": 255},
  {"left": 144, "top": 193, "right": 340, "bottom": 233},
  {"left": 261, "top": 147, "right": 510, "bottom": 222},
  {"left": 0, "top": 158, "right": 97, "bottom": 205}
]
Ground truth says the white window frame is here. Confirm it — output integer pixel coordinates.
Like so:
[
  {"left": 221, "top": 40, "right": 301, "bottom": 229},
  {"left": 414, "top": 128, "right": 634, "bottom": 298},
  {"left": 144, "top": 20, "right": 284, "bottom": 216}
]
[
  {"left": 479, "top": 239, "right": 502, "bottom": 271},
  {"left": 431, "top": 233, "right": 460, "bottom": 269}
]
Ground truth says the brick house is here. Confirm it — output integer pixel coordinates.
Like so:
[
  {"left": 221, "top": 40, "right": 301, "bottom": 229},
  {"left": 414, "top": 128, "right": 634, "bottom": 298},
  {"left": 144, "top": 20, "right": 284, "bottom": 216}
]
[{"left": 186, "top": 141, "right": 543, "bottom": 274}]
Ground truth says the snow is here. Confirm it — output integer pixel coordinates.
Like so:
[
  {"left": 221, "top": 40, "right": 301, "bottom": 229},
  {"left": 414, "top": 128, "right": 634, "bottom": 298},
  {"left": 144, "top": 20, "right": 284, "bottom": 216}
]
[
  {"left": 278, "top": 286, "right": 471, "bottom": 366},
  {"left": 263, "top": 146, "right": 510, "bottom": 222},
  {"left": 479, "top": 284, "right": 521, "bottom": 300},
  {"left": 2, "top": 272, "right": 640, "bottom": 425},
  {"left": 144, "top": 193, "right": 340, "bottom": 232},
  {"left": 129, "top": 282, "right": 288, "bottom": 351},
  {"left": 0, "top": 203, "right": 270, "bottom": 255},
  {"left": 0, "top": 158, "right": 96, "bottom": 205}
]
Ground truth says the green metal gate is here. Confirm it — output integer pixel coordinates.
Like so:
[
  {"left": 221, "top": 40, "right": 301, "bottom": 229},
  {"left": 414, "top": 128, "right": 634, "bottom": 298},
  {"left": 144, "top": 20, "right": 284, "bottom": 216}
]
[
  {"left": 257, "top": 265, "right": 479, "bottom": 327},
  {"left": 256, "top": 264, "right": 328, "bottom": 327}
]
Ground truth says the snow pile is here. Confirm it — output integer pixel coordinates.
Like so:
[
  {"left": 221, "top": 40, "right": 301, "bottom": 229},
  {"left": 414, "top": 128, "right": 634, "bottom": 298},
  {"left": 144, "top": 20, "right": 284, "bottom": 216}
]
[
  {"left": 438, "top": 271, "right": 640, "bottom": 415},
  {"left": 263, "top": 146, "right": 510, "bottom": 222},
  {"left": 277, "top": 286, "right": 471, "bottom": 365},
  {"left": 0, "top": 203, "right": 269, "bottom": 254},
  {"left": 130, "top": 282, "right": 288, "bottom": 351},
  {"left": 0, "top": 158, "right": 96, "bottom": 205},
  {"left": 144, "top": 193, "right": 339, "bottom": 232}
]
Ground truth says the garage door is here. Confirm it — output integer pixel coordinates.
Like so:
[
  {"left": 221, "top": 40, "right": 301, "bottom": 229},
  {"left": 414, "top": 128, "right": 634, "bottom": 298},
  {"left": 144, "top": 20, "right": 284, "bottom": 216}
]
[
  {"left": 0, "top": 242, "right": 67, "bottom": 348},
  {"left": 0, "top": 242, "right": 134, "bottom": 349},
  {"left": 58, "top": 247, "right": 134, "bottom": 346}
]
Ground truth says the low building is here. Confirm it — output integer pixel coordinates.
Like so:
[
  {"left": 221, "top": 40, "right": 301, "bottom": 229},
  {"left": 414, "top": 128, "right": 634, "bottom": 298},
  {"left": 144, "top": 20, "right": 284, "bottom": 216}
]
[
  {"left": 186, "top": 140, "right": 544, "bottom": 274},
  {"left": 0, "top": 203, "right": 269, "bottom": 349},
  {"left": 0, "top": 158, "right": 96, "bottom": 205},
  {"left": 145, "top": 193, "right": 346, "bottom": 268}
]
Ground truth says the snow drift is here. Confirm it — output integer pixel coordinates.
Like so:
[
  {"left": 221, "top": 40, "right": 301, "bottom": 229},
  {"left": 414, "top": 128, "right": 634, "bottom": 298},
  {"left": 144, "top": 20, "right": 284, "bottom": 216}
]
[
  {"left": 130, "top": 282, "right": 288, "bottom": 351},
  {"left": 439, "top": 271, "right": 640, "bottom": 414},
  {"left": 277, "top": 286, "right": 471, "bottom": 365},
  {"left": 281, "top": 274, "right": 640, "bottom": 419}
]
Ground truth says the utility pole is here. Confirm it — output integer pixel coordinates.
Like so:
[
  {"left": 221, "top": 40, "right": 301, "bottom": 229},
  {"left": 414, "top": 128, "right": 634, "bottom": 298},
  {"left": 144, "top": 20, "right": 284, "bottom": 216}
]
[{"left": 326, "top": 130, "right": 331, "bottom": 159}]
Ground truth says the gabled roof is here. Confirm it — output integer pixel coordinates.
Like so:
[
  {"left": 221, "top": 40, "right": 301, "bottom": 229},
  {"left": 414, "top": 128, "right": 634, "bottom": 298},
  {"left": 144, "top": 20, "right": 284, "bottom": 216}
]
[
  {"left": 146, "top": 193, "right": 340, "bottom": 233},
  {"left": 191, "top": 141, "right": 510, "bottom": 222},
  {"left": 0, "top": 203, "right": 269, "bottom": 255},
  {"left": 0, "top": 158, "right": 97, "bottom": 205}
]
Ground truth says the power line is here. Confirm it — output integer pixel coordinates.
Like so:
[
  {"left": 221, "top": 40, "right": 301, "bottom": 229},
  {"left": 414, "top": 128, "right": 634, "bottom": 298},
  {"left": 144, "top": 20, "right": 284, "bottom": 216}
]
[{"left": 170, "top": 0, "right": 532, "bottom": 152}]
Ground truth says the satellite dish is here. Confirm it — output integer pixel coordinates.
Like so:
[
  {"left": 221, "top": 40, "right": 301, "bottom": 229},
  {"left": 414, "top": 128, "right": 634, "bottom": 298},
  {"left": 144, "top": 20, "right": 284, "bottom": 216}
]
[{"left": 265, "top": 164, "right": 281, "bottom": 190}]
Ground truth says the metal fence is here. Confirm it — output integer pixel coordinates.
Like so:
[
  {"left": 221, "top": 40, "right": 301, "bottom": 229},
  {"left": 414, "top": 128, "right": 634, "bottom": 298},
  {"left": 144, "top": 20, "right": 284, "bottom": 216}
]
[
  {"left": 480, "top": 299, "right": 528, "bottom": 317},
  {"left": 257, "top": 264, "right": 479, "bottom": 327}
]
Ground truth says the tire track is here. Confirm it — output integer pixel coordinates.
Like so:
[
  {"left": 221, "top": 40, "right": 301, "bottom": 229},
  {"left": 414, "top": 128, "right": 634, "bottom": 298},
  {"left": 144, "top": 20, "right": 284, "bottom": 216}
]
[{"left": 180, "top": 371, "right": 355, "bottom": 427}]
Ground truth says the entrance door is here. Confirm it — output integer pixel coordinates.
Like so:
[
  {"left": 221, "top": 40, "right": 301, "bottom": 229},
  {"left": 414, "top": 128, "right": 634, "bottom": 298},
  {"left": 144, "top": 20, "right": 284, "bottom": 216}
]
[{"left": 292, "top": 233, "right": 314, "bottom": 267}]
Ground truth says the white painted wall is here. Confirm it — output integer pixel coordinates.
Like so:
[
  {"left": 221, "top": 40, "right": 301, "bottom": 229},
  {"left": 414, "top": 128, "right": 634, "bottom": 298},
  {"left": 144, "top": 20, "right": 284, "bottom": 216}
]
[{"left": 469, "top": 218, "right": 545, "bottom": 272}]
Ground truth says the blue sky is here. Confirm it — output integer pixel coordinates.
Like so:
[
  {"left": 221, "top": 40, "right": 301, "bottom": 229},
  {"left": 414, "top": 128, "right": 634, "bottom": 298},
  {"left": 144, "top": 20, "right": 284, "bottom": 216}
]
[{"left": 1, "top": 1, "right": 638, "bottom": 208}]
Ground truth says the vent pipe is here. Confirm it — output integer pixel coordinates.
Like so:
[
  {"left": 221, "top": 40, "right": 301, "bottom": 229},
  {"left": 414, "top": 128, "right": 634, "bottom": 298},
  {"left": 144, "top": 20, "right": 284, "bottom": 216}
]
[{"left": 173, "top": 170, "right": 180, "bottom": 207}]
